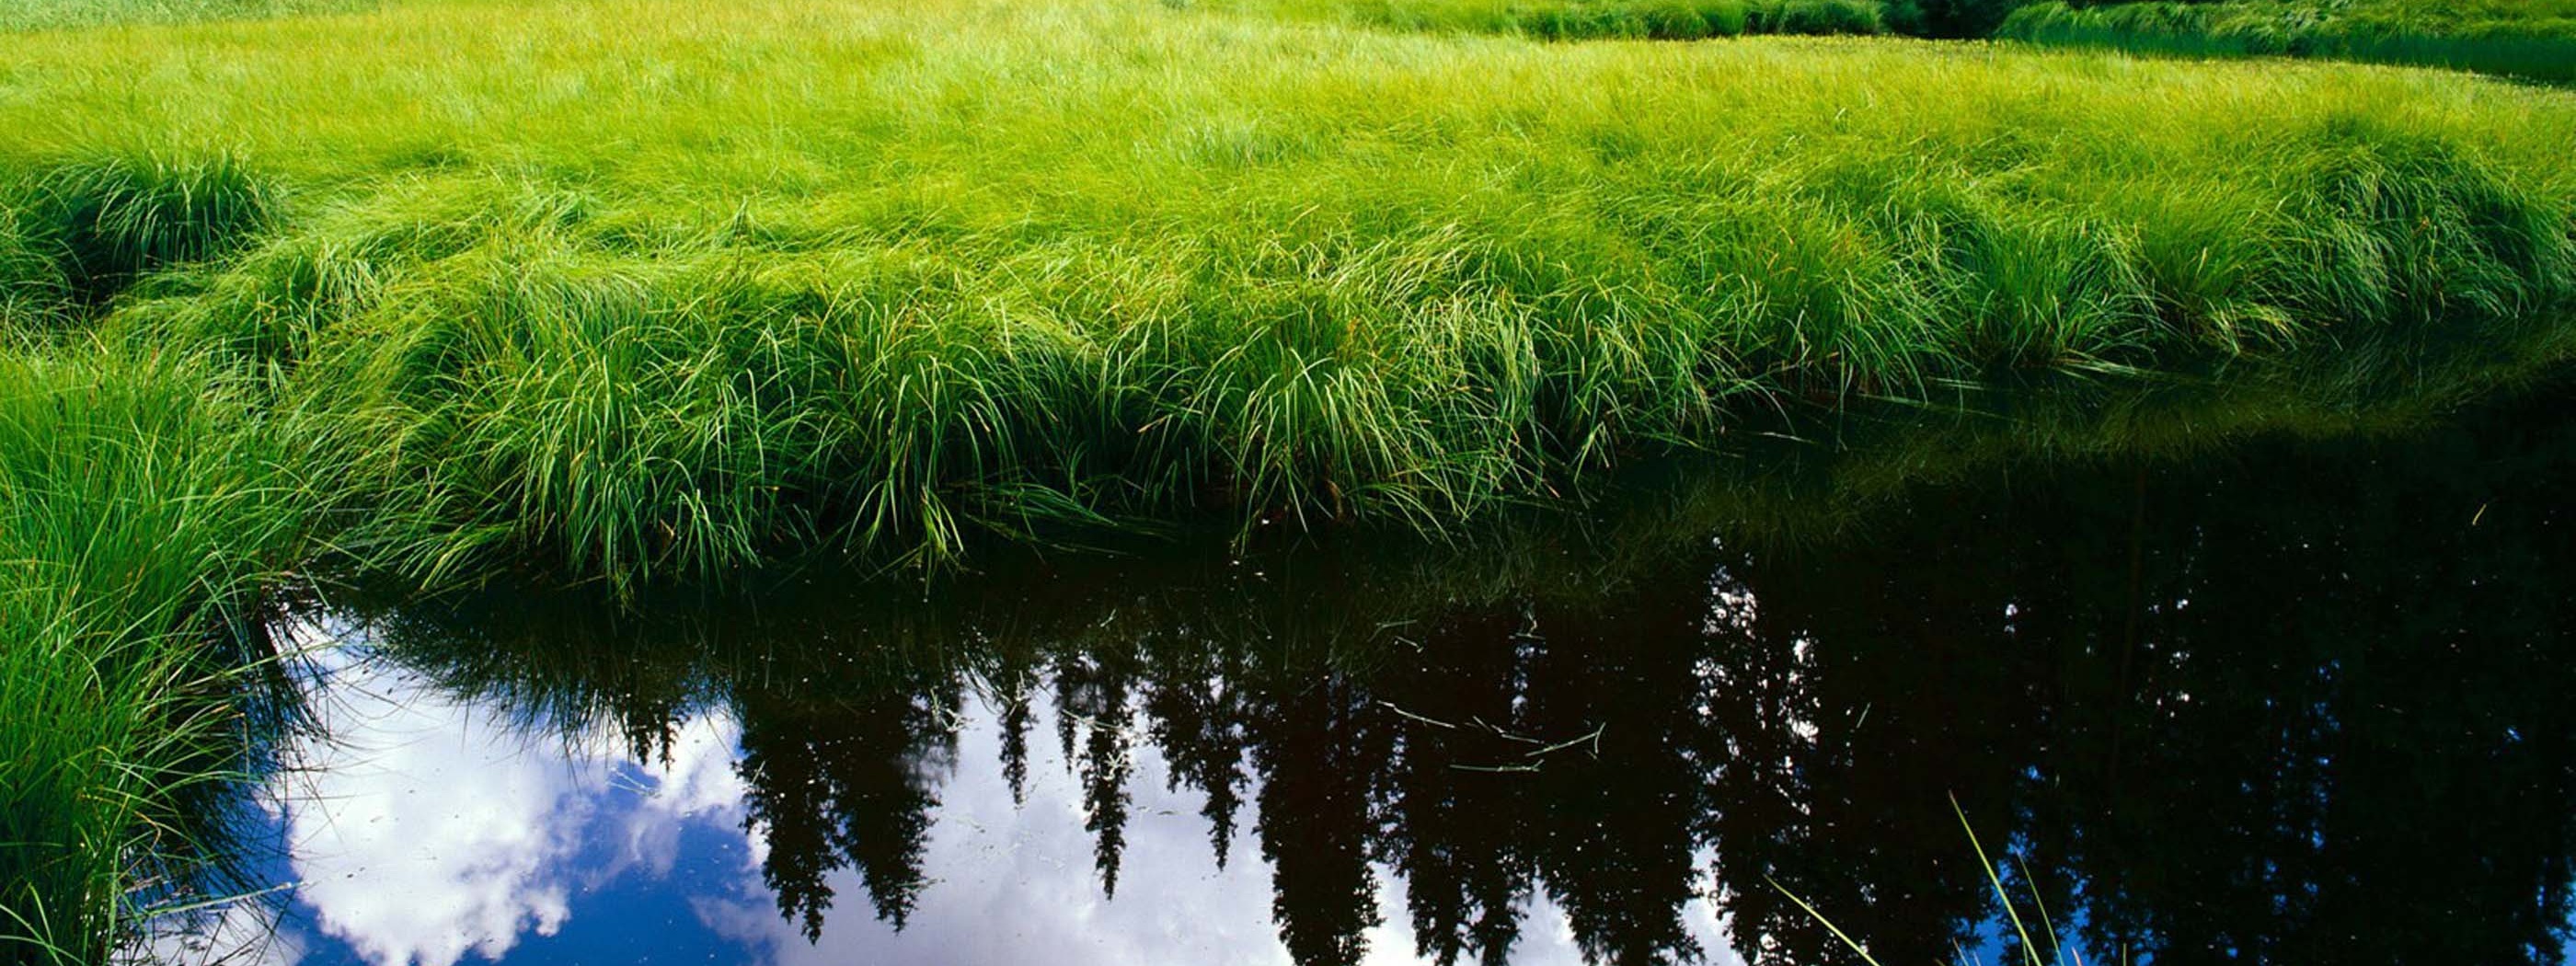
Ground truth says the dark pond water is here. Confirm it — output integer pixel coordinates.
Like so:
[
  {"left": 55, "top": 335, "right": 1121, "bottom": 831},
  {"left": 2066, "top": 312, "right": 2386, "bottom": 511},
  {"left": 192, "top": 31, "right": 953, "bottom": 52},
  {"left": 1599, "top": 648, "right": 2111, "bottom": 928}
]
[{"left": 157, "top": 385, "right": 2576, "bottom": 966}]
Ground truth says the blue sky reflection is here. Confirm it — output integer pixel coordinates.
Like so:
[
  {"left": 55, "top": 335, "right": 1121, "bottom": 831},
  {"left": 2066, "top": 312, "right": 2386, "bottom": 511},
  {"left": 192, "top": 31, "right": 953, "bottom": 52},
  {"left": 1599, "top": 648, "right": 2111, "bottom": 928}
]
[{"left": 186, "top": 627, "right": 1737, "bottom": 966}]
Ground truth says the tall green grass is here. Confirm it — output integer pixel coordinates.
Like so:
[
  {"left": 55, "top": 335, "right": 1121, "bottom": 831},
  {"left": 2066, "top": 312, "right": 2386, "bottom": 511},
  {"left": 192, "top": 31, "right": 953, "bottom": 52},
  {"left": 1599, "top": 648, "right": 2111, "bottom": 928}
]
[
  {"left": 0, "top": 0, "right": 2562, "bottom": 587},
  {"left": 9, "top": 155, "right": 275, "bottom": 311},
  {"left": 0, "top": 155, "right": 308, "bottom": 965},
  {"left": 0, "top": 350, "right": 308, "bottom": 964},
  {"left": 0, "top": 0, "right": 384, "bottom": 33},
  {"left": 1235, "top": 0, "right": 1890, "bottom": 40},
  {"left": 0, "top": 220, "right": 68, "bottom": 343},
  {"left": 1998, "top": 0, "right": 2576, "bottom": 83}
]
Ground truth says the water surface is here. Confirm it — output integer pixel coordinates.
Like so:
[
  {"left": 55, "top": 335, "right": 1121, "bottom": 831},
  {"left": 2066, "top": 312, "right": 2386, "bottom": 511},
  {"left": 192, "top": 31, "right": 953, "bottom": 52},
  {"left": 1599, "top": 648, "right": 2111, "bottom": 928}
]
[{"left": 167, "top": 386, "right": 2576, "bottom": 966}]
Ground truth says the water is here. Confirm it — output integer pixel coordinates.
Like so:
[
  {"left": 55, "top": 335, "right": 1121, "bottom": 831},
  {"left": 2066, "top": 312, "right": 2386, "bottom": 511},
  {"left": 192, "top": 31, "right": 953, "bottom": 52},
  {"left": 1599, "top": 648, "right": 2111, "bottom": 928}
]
[{"left": 158, "top": 386, "right": 2576, "bottom": 966}]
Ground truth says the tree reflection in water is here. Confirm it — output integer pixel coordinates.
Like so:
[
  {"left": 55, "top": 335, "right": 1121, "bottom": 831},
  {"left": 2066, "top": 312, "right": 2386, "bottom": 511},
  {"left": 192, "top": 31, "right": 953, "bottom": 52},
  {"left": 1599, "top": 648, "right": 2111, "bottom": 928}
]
[{"left": 350, "top": 385, "right": 2576, "bottom": 966}]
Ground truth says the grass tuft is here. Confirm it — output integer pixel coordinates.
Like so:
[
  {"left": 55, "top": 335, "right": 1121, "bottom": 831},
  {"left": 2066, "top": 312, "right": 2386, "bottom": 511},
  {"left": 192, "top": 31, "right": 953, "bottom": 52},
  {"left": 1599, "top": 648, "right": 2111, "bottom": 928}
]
[
  {"left": 1997, "top": 0, "right": 2576, "bottom": 83},
  {"left": 1243, "top": 0, "right": 1888, "bottom": 39},
  {"left": 7, "top": 154, "right": 277, "bottom": 311},
  {"left": 0, "top": 350, "right": 308, "bottom": 964}
]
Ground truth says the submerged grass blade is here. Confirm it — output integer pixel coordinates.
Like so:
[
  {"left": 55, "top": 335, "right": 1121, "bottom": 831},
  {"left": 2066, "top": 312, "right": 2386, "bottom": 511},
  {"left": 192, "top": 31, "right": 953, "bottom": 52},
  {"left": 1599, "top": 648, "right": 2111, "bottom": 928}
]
[
  {"left": 1953, "top": 793, "right": 2041, "bottom": 965},
  {"left": 1765, "top": 874, "right": 1889, "bottom": 966}
]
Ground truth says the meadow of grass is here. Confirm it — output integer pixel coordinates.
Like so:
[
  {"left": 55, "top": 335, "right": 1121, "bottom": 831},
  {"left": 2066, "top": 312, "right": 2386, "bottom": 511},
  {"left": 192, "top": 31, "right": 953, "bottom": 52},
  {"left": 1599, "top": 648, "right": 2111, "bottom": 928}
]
[
  {"left": 1, "top": 0, "right": 2574, "bottom": 959},
  {"left": 4, "top": 0, "right": 2571, "bottom": 585},
  {"left": 1998, "top": 0, "right": 2576, "bottom": 83},
  {"left": 0, "top": 0, "right": 1910, "bottom": 40},
  {"left": 0, "top": 0, "right": 380, "bottom": 33}
]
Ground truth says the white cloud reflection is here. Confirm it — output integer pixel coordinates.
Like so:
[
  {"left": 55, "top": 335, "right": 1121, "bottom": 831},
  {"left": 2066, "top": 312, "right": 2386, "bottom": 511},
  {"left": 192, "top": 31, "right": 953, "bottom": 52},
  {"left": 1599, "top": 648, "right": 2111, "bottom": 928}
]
[
  {"left": 256, "top": 625, "right": 1738, "bottom": 966},
  {"left": 137, "top": 894, "right": 305, "bottom": 966},
  {"left": 272, "top": 642, "right": 745, "bottom": 966}
]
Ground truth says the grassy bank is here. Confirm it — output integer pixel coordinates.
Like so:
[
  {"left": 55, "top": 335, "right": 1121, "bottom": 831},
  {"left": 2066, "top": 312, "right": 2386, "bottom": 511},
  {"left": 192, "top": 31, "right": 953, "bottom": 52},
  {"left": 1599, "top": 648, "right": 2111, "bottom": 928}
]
[
  {"left": 3, "top": 0, "right": 2570, "bottom": 586},
  {"left": 0, "top": 0, "right": 2574, "bottom": 957},
  {"left": 1997, "top": 0, "right": 2576, "bottom": 83},
  {"left": 1226, "top": 0, "right": 2051, "bottom": 40},
  {"left": 1215, "top": 0, "right": 1893, "bottom": 40}
]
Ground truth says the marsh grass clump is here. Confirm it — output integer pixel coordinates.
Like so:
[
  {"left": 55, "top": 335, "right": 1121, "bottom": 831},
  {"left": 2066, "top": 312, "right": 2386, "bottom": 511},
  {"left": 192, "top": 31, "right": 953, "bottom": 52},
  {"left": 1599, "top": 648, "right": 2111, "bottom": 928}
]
[
  {"left": 1236, "top": 0, "right": 1888, "bottom": 38},
  {"left": 156, "top": 121, "right": 2576, "bottom": 590},
  {"left": 0, "top": 213, "right": 71, "bottom": 342},
  {"left": 6, "top": 155, "right": 278, "bottom": 311},
  {"left": 0, "top": 350, "right": 307, "bottom": 964},
  {"left": 2291, "top": 122, "right": 2576, "bottom": 326},
  {"left": 1997, "top": 0, "right": 2576, "bottom": 82},
  {"left": 1744, "top": 0, "right": 1883, "bottom": 35}
]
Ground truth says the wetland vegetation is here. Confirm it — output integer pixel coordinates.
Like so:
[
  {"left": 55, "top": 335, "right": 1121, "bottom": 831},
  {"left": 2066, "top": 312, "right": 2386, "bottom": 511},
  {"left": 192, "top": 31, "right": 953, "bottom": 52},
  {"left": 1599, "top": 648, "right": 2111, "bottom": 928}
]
[
  {"left": 1998, "top": 0, "right": 2576, "bottom": 82},
  {"left": 3, "top": 0, "right": 2575, "bottom": 960}
]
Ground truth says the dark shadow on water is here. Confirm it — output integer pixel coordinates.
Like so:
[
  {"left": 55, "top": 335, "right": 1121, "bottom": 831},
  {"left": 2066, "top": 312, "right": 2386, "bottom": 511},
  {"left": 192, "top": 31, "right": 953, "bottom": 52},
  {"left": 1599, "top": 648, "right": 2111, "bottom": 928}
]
[{"left": 256, "top": 377, "right": 2576, "bottom": 965}]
